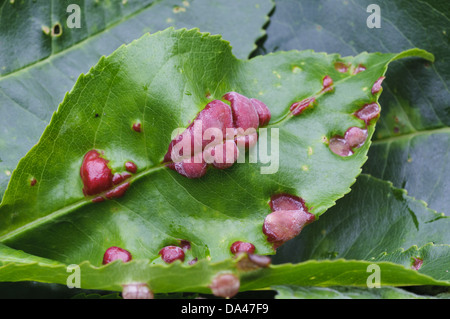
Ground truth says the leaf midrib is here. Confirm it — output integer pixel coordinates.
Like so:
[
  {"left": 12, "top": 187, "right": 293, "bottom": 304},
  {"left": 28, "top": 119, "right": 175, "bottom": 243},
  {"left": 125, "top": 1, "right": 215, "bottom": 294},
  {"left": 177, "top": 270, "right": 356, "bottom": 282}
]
[
  {"left": 0, "top": 164, "right": 165, "bottom": 242},
  {"left": 372, "top": 126, "right": 450, "bottom": 145}
]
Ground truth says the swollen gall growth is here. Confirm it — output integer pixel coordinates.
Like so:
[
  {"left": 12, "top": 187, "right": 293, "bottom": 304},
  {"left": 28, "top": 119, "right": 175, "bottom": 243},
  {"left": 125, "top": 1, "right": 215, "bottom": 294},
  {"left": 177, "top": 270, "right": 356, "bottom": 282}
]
[
  {"left": 102, "top": 246, "right": 133, "bottom": 264},
  {"left": 80, "top": 150, "right": 136, "bottom": 202},
  {"left": 163, "top": 92, "right": 271, "bottom": 178},
  {"left": 263, "top": 194, "right": 315, "bottom": 249},
  {"left": 209, "top": 273, "right": 240, "bottom": 298},
  {"left": 230, "top": 241, "right": 256, "bottom": 255},
  {"left": 159, "top": 246, "right": 185, "bottom": 264},
  {"left": 329, "top": 127, "right": 368, "bottom": 157}
]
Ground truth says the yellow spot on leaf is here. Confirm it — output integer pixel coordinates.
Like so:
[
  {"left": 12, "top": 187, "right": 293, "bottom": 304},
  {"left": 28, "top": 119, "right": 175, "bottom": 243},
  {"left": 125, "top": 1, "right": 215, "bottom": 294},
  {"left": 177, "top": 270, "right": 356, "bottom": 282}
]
[
  {"left": 272, "top": 70, "right": 281, "bottom": 79},
  {"left": 301, "top": 165, "right": 309, "bottom": 171},
  {"left": 292, "top": 65, "right": 302, "bottom": 73},
  {"left": 173, "top": 6, "right": 186, "bottom": 13},
  {"left": 307, "top": 146, "right": 313, "bottom": 156}
]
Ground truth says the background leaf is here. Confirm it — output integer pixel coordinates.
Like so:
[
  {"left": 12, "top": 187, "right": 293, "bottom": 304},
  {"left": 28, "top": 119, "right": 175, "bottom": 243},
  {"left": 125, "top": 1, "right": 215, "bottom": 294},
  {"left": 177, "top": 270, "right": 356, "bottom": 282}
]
[
  {"left": 272, "top": 285, "right": 447, "bottom": 299},
  {"left": 0, "top": 0, "right": 274, "bottom": 198},
  {"left": 259, "top": 0, "right": 449, "bottom": 214},
  {"left": 1, "top": 243, "right": 448, "bottom": 293},
  {"left": 273, "top": 174, "right": 450, "bottom": 282}
]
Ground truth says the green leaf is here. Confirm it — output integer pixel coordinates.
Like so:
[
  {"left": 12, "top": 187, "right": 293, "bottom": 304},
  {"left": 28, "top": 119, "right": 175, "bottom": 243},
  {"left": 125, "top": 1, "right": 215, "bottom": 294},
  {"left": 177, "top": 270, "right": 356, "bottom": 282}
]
[
  {"left": 0, "top": 0, "right": 274, "bottom": 198},
  {"left": 0, "top": 29, "right": 432, "bottom": 269},
  {"left": 272, "top": 285, "right": 440, "bottom": 299},
  {"left": 364, "top": 128, "right": 450, "bottom": 214},
  {"left": 273, "top": 174, "right": 450, "bottom": 281},
  {"left": 0, "top": 244, "right": 448, "bottom": 293},
  {"left": 261, "top": 0, "right": 449, "bottom": 213}
]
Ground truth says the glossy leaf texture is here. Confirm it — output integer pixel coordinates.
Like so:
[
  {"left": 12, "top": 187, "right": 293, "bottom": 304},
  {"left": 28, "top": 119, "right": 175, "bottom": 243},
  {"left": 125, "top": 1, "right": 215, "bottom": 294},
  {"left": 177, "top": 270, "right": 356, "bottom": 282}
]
[
  {"left": 261, "top": 0, "right": 449, "bottom": 214},
  {"left": 0, "top": 29, "right": 433, "bottom": 272},
  {"left": 272, "top": 285, "right": 448, "bottom": 299},
  {"left": 0, "top": 244, "right": 448, "bottom": 293},
  {"left": 0, "top": 0, "right": 274, "bottom": 198},
  {"left": 1, "top": 176, "right": 449, "bottom": 293},
  {"left": 274, "top": 174, "right": 450, "bottom": 282}
]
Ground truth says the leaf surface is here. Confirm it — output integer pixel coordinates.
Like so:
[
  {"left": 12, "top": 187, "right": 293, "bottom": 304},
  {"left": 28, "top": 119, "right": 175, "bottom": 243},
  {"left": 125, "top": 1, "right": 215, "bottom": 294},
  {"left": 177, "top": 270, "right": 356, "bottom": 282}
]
[
  {"left": 260, "top": 0, "right": 450, "bottom": 213},
  {"left": 0, "top": 0, "right": 274, "bottom": 198},
  {"left": 0, "top": 29, "right": 432, "bottom": 269},
  {"left": 274, "top": 174, "right": 450, "bottom": 281},
  {"left": 0, "top": 244, "right": 448, "bottom": 293},
  {"left": 272, "top": 285, "right": 443, "bottom": 299}
]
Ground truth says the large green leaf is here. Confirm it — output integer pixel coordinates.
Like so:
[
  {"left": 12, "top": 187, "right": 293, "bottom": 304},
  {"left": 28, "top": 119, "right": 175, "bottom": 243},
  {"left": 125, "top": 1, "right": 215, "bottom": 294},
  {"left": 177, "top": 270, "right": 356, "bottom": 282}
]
[
  {"left": 0, "top": 28, "right": 432, "bottom": 271},
  {"left": 272, "top": 285, "right": 447, "bottom": 299},
  {"left": 0, "top": 0, "right": 274, "bottom": 198},
  {"left": 0, "top": 243, "right": 448, "bottom": 293},
  {"left": 274, "top": 174, "right": 450, "bottom": 282},
  {"left": 261, "top": 0, "right": 449, "bottom": 214}
]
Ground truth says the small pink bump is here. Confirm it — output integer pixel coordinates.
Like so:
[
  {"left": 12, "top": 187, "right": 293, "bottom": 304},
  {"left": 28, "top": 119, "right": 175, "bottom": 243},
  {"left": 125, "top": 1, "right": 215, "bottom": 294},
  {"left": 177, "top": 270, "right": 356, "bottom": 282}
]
[
  {"left": 263, "top": 210, "right": 315, "bottom": 249},
  {"left": 125, "top": 161, "right": 137, "bottom": 174},
  {"left": 269, "top": 193, "right": 307, "bottom": 212},
  {"left": 105, "top": 182, "right": 130, "bottom": 200},
  {"left": 230, "top": 241, "right": 256, "bottom": 255},
  {"left": 334, "top": 62, "right": 348, "bottom": 73},
  {"left": 322, "top": 75, "right": 333, "bottom": 93},
  {"left": 290, "top": 97, "right": 315, "bottom": 116},
  {"left": 371, "top": 76, "right": 385, "bottom": 94},
  {"left": 180, "top": 240, "right": 191, "bottom": 251},
  {"left": 247, "top": 254, "right": 271, "bottom": 268},
  {"left": 235, "top": 253, "right": 272, "bottom": 271},
  {"left": 188, "top": 258, "right": 198, "bottom": 265},
  {"left": 80, "top": 150, "right": 113, "bottom": 196},
  {"left": 353, "top": 64, "right": 366, "bottom": 74},
  {"left": 92, "top": 196, "right": 105, "bottom": 203},
  {"left": 122, "top": 283, "right": 153, "bottom": 299},
  {"left": 329, "top": 136, "right": 354, "bottom": 157},
  {"left": 159, "top": 246, "right": 185, "bottom": 263},
  {"left": 102, "top": 246, "right": 132, "bottom": 265},
  {"left": 122, "top": 172, "right": 132, "bottom": 180},
  {"left": 344, "top": 127, "right": 368, "bottom": 149},
  {"left": 132, "top": 122, "right": 141, "bottom": 133},
  {"left": 209, "top": 273, "right": 240, "bottom": 298},
  {"left": 355, "top": 103, "right": 380, "bottom": 124},
  {"left": 30, "top": 178, "right": 37, "bottom": 186},
  {"left": 112, "top": 173, "right": 124, "bottom": 185},
  {"left": 411, "top": 257, "right": 423, "bottom": 270}
]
